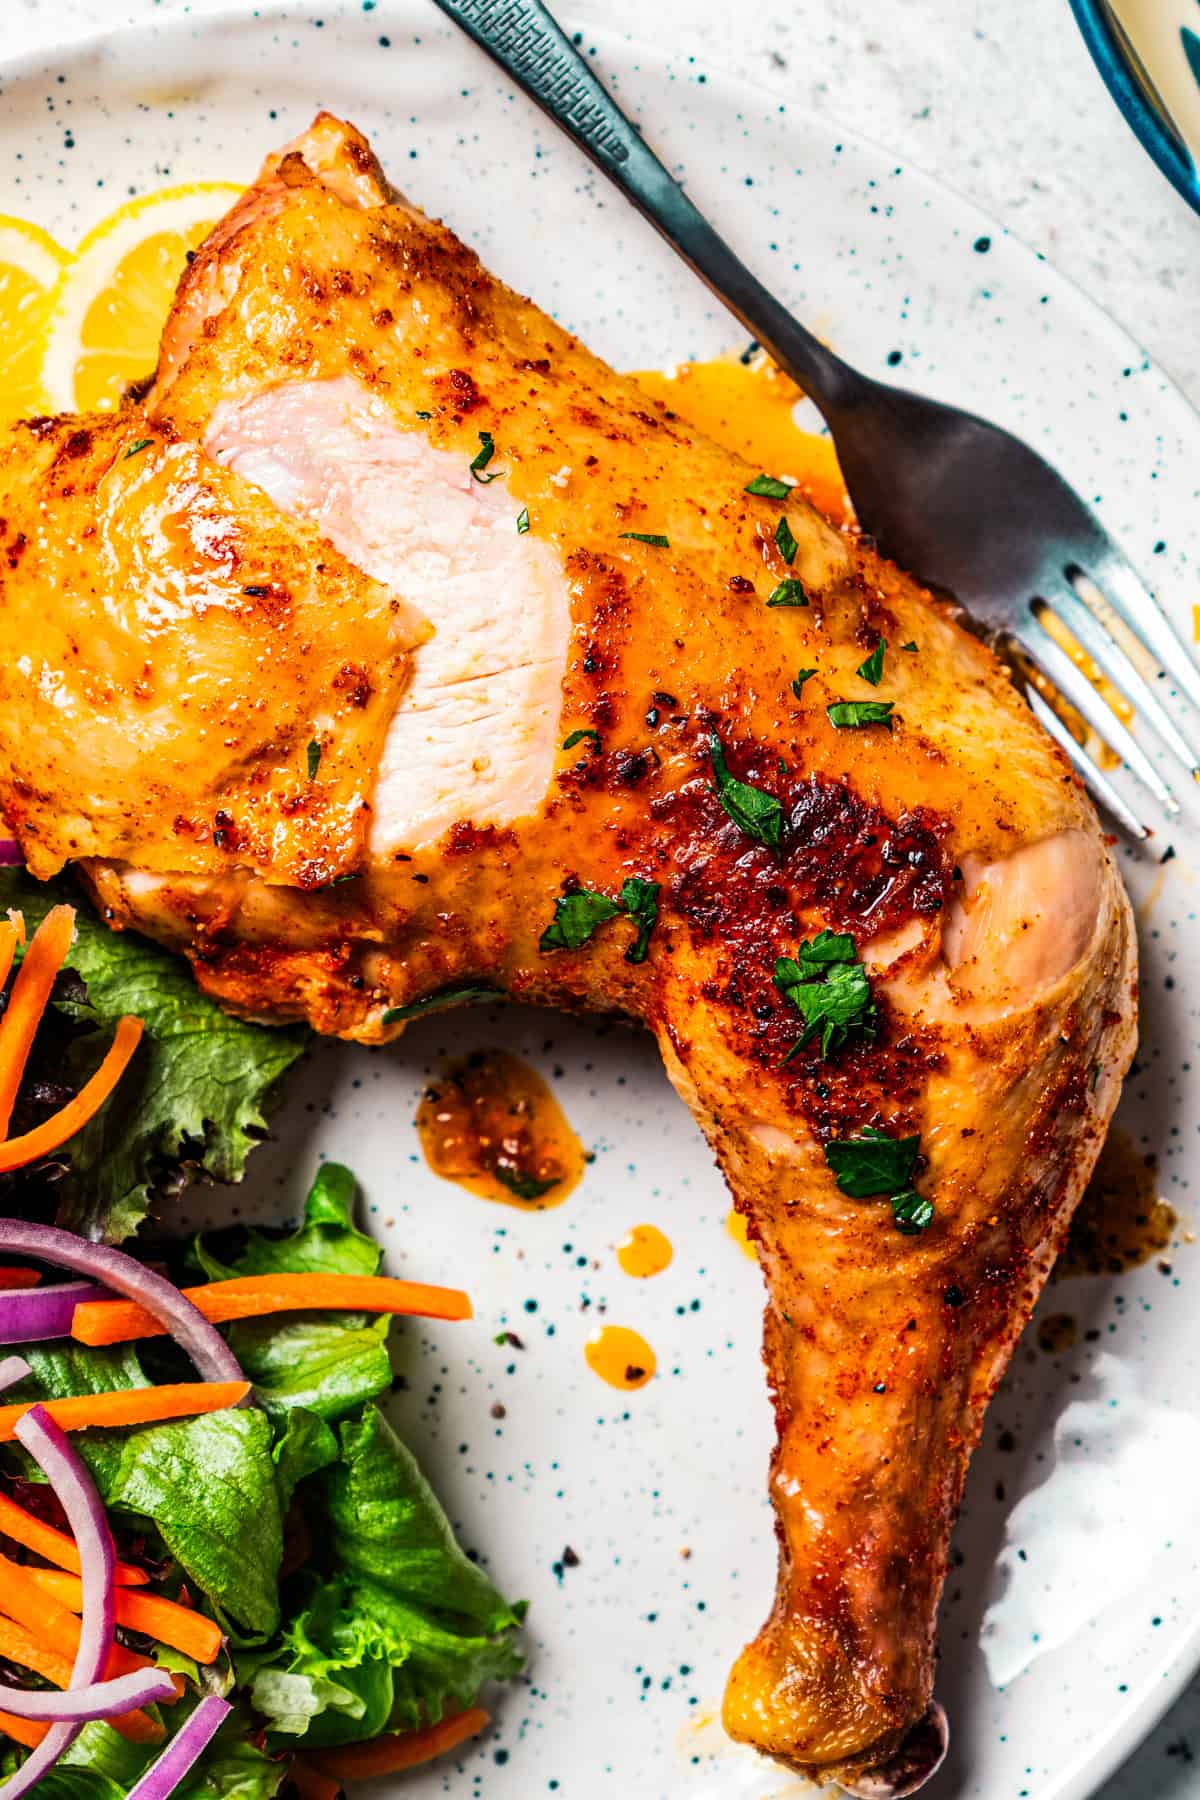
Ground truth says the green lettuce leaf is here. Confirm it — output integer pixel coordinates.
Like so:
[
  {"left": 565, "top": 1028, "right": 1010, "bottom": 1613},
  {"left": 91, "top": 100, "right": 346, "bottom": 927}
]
[
  {"left": 325, "top": 1407, "right": 515, "bottom": 1630},
  {"left": 59, "top": 1721, "right": 154, "bottom": 1791},
  {"left": 6, "top": 1343, "right": 284, "bottom": 1635},
  {"left": 272, "top": 1406, "right": 340, "bottom": 1505},
  {"left": 0, "top": 868, "right": 306, "bottom": 1243},
  {"left": 248, "top": 1581, "right": 396, "bottom": 1746},
  {"left": 247, "top": 1407, "right": 524, "bottom": 1745},
  {"left": 197, "top": 1164, "right": 392, "bottom": 1422},
  {"left": 25, "top": 1767, "right": 125, "bottom": 1800},
  {"left": 108, "top": 1408, "right": 283, "bottom": 1636},
  {"left": 230, "top": 1313, "right": 392, "bottom": 1423},
  {"left": 194, "top": 1163, "right": 380, "bottom": 1281},
  {"left": 172, "top": 1706, "right": 288, "bottom": 1800},
  {"left": 55, "top": 1707, "right": 285, "bottom": 1800}
]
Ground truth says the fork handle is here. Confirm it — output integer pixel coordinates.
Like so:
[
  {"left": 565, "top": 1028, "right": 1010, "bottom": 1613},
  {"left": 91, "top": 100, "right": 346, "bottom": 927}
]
[{"left": 431, "top": 0, "right": 855, "bottom": 414}]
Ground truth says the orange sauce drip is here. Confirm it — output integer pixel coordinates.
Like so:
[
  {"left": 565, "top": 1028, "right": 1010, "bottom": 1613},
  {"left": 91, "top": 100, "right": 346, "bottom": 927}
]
[
  {"left": 415, "top": 1049, "right": 585, "bottom": 1209},
  {"left": 725, "top": 1207, "right": 758, "bottom": 1261},
  {"left": 630, "top": 356, "right": 852, "bottom": 526},
  {"left": 616, "top": 1223, "right": 673, "bottom": 1278},
  {"left": 1055, "top": 1126, "right": 1177, "bottom": 1280},
  {"left": 585, "top": 1324, "right": 657, "bottom": 1390}
]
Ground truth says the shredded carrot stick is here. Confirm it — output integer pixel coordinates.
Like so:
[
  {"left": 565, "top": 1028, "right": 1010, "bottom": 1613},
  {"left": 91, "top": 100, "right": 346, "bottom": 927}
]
[
  {"left": 0, "top": 1489, "right": 149, "bottom": 1584},
  {"left": 0, "top": 1014, "right": 143, "bottom": 1174},
  {"left": 18, "top": 1565, "right": 223, "bottom": 1665},
  {"left": 0, "top": 1709, "right": 46, "bottom": 1750},
  {"left": 0, "top": 1379, "right": 250, "bottom": 1442},
  {"left": 304, "top": 1709, "right": 490, "bottom": 1777},
  {"left": 0, "top": 1557, "right": 183, "bottom": 1699},
  {"left": 0, "top": 1609, "right": 165, "bottom": 1744},
  {"left": 73, "top": 1272, "right": 473, "bottom": 1347},
  {"left": 0, "top": 1268, "right": 40, "bottom": 1289},
  {"left": 0, "top": 918, "right": 22, "bottom": 1000},
  {"left": 0, "top": 905, "right": 75, "bottom": 1139},
  {"left": 0, "top": 1610, "right": 86, "bottom": 1687},
  {"left": 0, "top": 1556, "right": 150, "bottom": 1675}
]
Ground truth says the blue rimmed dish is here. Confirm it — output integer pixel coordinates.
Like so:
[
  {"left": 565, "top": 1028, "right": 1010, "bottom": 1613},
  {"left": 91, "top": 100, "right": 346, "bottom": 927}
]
[{"left": 1068, "top": 0, "right": 1200, "bottom": 215}]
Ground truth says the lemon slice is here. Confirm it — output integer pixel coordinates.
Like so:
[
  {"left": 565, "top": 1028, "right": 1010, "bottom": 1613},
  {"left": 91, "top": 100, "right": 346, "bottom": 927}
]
[
  {"left": 40, "top": 183, "right": 243, "bottom": 413},
  {"left": 0, "top": 217, "right": 69, "bottom": 424}
]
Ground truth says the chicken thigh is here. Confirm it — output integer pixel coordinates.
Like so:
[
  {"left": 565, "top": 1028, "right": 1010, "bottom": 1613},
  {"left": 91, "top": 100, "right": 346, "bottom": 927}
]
[{"left": 0, "top": 117, "right": 1136, "bottom": 1792}]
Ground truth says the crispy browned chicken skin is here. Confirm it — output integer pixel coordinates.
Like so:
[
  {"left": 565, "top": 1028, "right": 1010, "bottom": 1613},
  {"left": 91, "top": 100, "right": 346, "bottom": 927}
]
[{"left": 0, "top": 117, "right": 1136, "bottom": 1792}]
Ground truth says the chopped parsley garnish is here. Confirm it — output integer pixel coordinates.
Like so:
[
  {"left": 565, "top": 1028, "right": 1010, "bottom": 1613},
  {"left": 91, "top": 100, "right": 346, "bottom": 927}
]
[
  {"left": 823, "top": 1126, "right": 932, "bottom": 1235},
  {"left": 416, "top": 409, "right": 433, "bottom": 420},
  {"left": 900, "top": 640, "right": 918, "bottom": 653},
  {"left": 470, "top": 430, "right": 503, "bottom": 483},
  {"left": 381, "top": 984, "right": 500, "bottom": 1025},
  {"left": 774, "top": 516, "right": 798, "bottom": 565},
  {"left": 856, "top": 640, "right": 886, "bottom": 685},
  {"left": 791, "top": 668, "right": 817, "bottom": 698},
  {"left": 745, "top": 473, "right": 792, "bottom": 499},
  {"left": 122, "top": 437, "right": 153, "bottom": 460},
  {"left": 516, "top": 507, "right": 530, "bottom": 534},
  {"left": 709, "top": 732, "right": 783, "bottom": 850},
  {"left": 539, "top": 877, "right": 661, "bottom": 961},
  {"left": 306, "top": 739, "right": 322, "bottom": 780},
  {"left": 539, "top": 890, "right": 622, "bottom": 952},
  {"left": 495, "top": 1166, "right": 560, "bottom": 1202},
  {"left": 619, "top": 531, "right": 670, "bottom": 547},
  {"left": 562, "top": 727, "right": 602, "bottom": 753},
  {"left": 892, "top": 1190, "right": 935, "bottom": 1233},
  {"left": 767, "top": 579, "right": 809, "bottom": 608},
  {"left": 619, "top": 877, "right": 660, "bottom": 965},
  {"left": 827, "top": 700, "right": 895, "bottom": 730},
  {"left": 824, "top": 1126, "right": 919, "bottom": 1197},
  {"left": 774, "top": 930, "right": 877, "bottom": 1058}
]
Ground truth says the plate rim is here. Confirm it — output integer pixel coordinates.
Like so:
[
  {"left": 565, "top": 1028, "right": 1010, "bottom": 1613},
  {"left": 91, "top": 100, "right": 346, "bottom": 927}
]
[
  {"left": 1066, "top": 0, "right": 1200, "bottom": 218},
  {"left": 0, "top": 6, "right": 1197, "bottom": 1796}
]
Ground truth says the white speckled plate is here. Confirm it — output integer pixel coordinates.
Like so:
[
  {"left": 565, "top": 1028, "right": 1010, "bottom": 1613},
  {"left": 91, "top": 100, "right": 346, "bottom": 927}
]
[{"left": 3, "top": 5, "right": 1200, "bottom": 1796}]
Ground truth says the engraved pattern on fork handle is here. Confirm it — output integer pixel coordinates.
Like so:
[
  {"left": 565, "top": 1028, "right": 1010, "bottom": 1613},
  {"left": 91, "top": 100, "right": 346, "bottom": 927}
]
[
  {"left": 431, "top": 0, "right": 855, "bottom": 411},
  {"left": 437, "top": 0, "right": 633, "bottom": 166}
]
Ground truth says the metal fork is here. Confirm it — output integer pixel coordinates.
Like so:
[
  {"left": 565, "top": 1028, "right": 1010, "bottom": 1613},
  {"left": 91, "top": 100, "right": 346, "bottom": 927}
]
[{"left": 433, "top": 0, "right": 1200, "bottom": 842}]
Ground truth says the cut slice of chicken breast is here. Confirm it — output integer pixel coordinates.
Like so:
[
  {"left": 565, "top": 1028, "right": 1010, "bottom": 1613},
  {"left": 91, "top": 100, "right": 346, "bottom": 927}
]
[{"left": 209, "top": 377, "right": 570, "bottom": 849}]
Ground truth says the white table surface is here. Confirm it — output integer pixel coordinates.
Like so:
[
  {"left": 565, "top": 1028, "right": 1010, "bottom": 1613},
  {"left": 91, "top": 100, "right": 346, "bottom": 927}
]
[{"left": 4, "top": 1, "right": 1200, "bottom": 1794}]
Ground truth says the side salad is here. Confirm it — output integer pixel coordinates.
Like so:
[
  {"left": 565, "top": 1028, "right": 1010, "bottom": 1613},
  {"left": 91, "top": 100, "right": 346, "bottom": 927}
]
[
  {"left": 0, "top": 868, "right": 306, "bottom": 1247},
  {"left": 0, "top": 893, "right": 525, "bottom": 1796}
]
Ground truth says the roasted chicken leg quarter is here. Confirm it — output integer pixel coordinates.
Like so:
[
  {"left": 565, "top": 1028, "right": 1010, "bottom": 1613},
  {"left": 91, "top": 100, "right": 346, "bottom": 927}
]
[{"left": 0, "top": 116, "right": 1136, "bottom": 1792}]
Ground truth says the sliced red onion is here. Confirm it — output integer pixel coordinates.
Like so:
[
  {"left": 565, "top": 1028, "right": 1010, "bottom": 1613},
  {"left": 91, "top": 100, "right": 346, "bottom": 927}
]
[
  {"left": 0, "top": 842, "right": 22, "bottom": 869},
  {"left": 126, "top": 1694, "right": 231, "bottom": 1800},
  {"left": 0, "top": 1220, "right": 243, "bottom": 1384},
  {"left": 0, "top": 1403, "right": 116, "bottom": 1800},
  {"left": 0, "top": 1281, "right": 110, "bottom": 1345},
  {"left": 0, "top": 1353, "right": 31, "bottom": 1393},
  {"left": 0, "top": 1667, "right": 175, "bottom": 1721}
]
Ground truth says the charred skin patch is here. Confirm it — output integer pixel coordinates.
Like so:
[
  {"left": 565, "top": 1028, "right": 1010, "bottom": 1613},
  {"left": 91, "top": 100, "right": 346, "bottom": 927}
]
[
  {"left": 432, "top": 366, "right": 485, "bottom": 416},
  {"left": 659, "top": 729, "right": 953, "bottom": 1139},
  {"left": 445, "top": 821, "right": 518, "bottom": 858}
]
